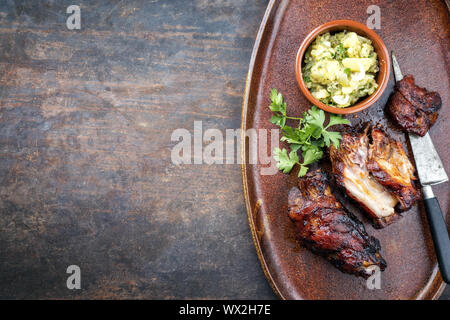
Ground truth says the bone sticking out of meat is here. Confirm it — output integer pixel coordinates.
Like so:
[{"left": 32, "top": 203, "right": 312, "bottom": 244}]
[
  {"left": 288, "top": 170, "right": 387, "bottom": 278},
  {"left": 329, "top": 127, "right": 399, "bottom": 228},
  {"left": 368, "top": 125, "right": 419, "bottom": 211},
  {"left": 387, "top": 75, "right": 441, "bottom": 136}
]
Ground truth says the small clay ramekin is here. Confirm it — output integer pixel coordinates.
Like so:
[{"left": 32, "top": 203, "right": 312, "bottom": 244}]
[{"left": 295, "top": 20, "right": 390, "bottom": 114}]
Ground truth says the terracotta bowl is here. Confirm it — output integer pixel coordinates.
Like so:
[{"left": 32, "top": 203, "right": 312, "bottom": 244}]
[{"left": 295, "top": 20, "right": 390, "bottom": 114}]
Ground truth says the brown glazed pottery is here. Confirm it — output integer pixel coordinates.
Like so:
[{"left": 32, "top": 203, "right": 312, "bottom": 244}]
[
  {"left": 241, "top": 0, "right": 449, "bottom": 299},
  {"left": 295, "top": 19, "right": 390, "bottom": 114}
]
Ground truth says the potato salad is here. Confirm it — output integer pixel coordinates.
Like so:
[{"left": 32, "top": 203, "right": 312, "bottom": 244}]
[{"left": 302, "top": 31, "right": 379, "bottom": 108}]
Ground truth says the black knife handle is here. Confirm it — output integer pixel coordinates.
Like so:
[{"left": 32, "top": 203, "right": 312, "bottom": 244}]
[{"left": 424, "top": 197, "right": 450, "bottom": 284}]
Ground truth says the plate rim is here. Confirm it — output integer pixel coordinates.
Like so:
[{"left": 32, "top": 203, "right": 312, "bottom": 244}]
[{"left": 240, "top": 0, "right": 285, "bottom": 300}]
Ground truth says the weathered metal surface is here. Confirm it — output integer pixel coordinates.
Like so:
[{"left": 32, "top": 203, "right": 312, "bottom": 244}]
[
  {"left": 0, "top": 0, "right": 277, "bottom": 299},
  {"left": 409, "top": 132, "right": 449, "bottom": 186},
  {"left": 242, "top": 0, "right": 449, "bottom": 299}
]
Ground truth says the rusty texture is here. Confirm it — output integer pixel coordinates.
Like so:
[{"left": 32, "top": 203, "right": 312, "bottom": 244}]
[{"left": 242, "top": 0, "right": 449, "bottom": 299}]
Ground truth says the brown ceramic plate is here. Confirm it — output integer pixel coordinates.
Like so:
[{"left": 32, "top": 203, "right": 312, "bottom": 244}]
[{"left": 241, "top": 0, "right": 449, "bottom": 300}]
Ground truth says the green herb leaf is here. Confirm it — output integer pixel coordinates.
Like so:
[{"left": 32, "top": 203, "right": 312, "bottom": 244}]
[
  {"left": 268, "top": 89, "right": 349, "bottom": 176},
  {"left": 269, "top": 88, "right": 286, "bottom": 117},
  {"left": 302, "top": 148, "right": 323, "bottom": 165},
  {"left": 306, "top": 106, "right": 325, "bottom": 128},
  {"left": 290, "top": 144, "right": 302, "bottom": 153},
  {"left": 270, "top": 114, "right": 284, "bottom": 127},
  {"left": 344, "top": 68, "right": 351, "bottom": 76},
  {"left": 298, "top": 165, "right": 309, "bottom": 177},
  {"left": 326, "top": 114, "right": 350, "bottom": 128},
  {"left": 322, "top": 130, "right": 342, "bottom": 148},
  {"left": 273, "top": 147, "right": 299, "bottom": 174},
  {"left": 270, "top": 88, "right": 278, "bottom": 102},
  {"left": 280, "top": 126, "right": 298, "bottom": 144}
]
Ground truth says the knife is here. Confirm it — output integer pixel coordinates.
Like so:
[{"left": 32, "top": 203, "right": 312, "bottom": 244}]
[{"left": 392, "top": 52, "right": 450, "bottom": 284}]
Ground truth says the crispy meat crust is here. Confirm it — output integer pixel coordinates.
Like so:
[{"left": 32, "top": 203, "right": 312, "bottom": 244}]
[
  {"left": 367, "top": 125, "right": 419, "bottom": 211},
  {"left": 387, "top": 75, "right": 441, "bottom": 136},
  {"left": 288, "top": 170, "right": 387, "bottom": 278},
  {"left": 329, "top": 127, "right": 400, "bottom": 228}
]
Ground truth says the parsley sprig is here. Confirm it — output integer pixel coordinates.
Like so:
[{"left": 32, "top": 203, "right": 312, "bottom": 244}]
[{"left": 269, "top": 88, "right": 350, "bottom": 177}]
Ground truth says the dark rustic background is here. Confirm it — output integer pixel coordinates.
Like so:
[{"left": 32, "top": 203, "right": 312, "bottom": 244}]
[{"left": 0, "top": 0, "right": 447, "bottom": 299}]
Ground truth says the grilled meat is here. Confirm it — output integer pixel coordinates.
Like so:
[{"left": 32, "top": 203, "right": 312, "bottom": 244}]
[
  {"left": 387, "top": 90, "right": 425, "bottom": 134},
  {"left": 387, "top": 75, "right": 441, "bottom": 136},
  {"left": 288, "top": 170, "right": 387, "bottom": 278},
  {"left": 368, "top": 125, "right": 419, "bottom": 211},
  {"left": 329, "top": 127, "right": 400, "bottom": 228}
]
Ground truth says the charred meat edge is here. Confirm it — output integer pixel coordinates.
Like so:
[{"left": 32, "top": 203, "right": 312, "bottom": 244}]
[
  {"left": 330, "top": 126, "right": 400, "bottom": 228},
  {"left": 288, "top": 170, "right": 386, "bottom": 278},
  {"left": 387, "top": 75, "right": 441, "bottom": 136},
  {"left": 367, "top": 125, "right": 419, "bottom": 211}
]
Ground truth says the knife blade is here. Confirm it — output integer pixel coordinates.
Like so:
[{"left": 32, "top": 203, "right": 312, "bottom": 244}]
[
  {"left": 391, "top": 52, "right": 450, "bottom": 284},
  {"left": 392, "top": 53, "right": 448, "bottom": 186}
]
